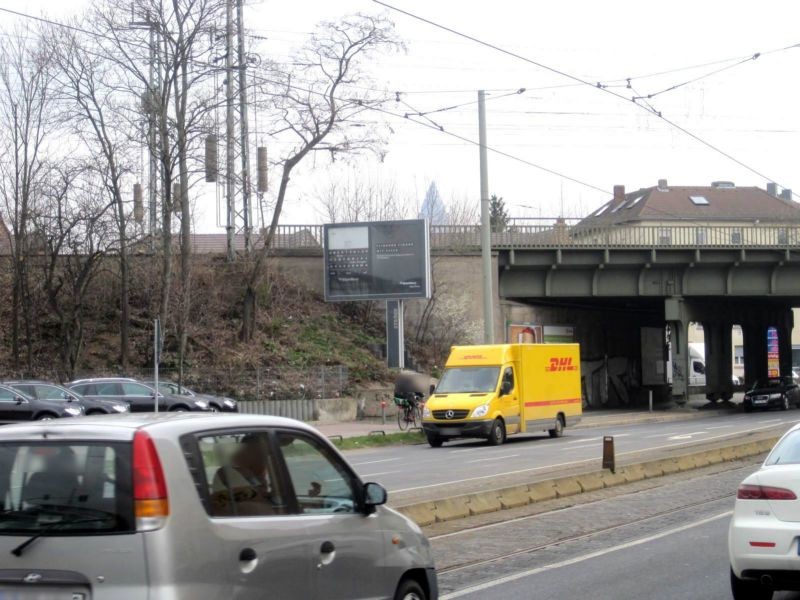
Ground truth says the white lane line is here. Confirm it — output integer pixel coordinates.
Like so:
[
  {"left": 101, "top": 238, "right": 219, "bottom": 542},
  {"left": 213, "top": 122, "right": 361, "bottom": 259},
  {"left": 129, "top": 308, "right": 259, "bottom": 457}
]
[
  {"left": 466, "top": 454, "right": 520, "bottom": 464},
  {"left": 359, "top": 470, "right": 400, "bottom": 478},
  {"left": 566, "top": 437, "right": 600, "bottom": 444},
  {"left": 440, "top": 511, "right": 732, "bottom": 599},
  {"left": 758, "top": 419, "right": 782, "bottom": 424},
  {"left": 350, "top": 458, "right": 402, "bottom": 466},
  {"left": 450, "top": 448, "right": 484, "bottom": 454},
  {"left": 706, "top": 425, "right": 733, "bottom": 430},
  {"left": 391, "top": 421, "right": 798, "bottom": 494}
]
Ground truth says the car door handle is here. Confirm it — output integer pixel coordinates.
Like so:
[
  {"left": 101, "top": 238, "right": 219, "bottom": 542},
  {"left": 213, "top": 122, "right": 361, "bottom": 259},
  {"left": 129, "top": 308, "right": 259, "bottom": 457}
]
[
  {"left": 320, "top": 541, "right": 335, "bottom": 554},
  {"left": 239, "top": 548, "right": 257, "bottom": 562}
]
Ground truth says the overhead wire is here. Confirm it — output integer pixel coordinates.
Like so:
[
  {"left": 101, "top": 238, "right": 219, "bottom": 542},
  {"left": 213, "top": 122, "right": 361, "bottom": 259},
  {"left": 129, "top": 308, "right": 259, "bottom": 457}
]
[{"left": 372, "top": 0, "right": 798, "bottom": 197}]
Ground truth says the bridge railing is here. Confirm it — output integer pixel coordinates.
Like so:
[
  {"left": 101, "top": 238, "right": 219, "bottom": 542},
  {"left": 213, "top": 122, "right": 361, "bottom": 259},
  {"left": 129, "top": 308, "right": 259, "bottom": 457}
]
[{"left": 263, "top": 222, "right": 800, "bottom": 251}]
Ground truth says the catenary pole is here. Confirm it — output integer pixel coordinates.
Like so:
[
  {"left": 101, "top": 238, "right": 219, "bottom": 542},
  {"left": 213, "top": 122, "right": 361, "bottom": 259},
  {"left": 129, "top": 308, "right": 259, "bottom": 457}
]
[{"left": 478, "top": 90, "right": 495, "bottom": 343}]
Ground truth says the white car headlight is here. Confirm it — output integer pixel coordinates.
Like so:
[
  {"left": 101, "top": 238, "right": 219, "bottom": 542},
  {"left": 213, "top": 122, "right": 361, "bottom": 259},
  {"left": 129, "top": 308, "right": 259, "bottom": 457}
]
[
  {"left": 770, "top": 393, "right": 783, "bottom": 399},
  {"left": 223, "top": 399, "right": 237, "bottom": 408},
  {"left": 422, "top": 406, "right": 431, "bottom": 418},
  {"left": 193, "top": 400, "right": 209, "bottom": 409},
  {"left": 471, "top": 404, "right": 489, "bottom": 418},
  {"left": 112, "top": 404, "right": 129, "bottom": 413},
  {"left": 65, "top": 406, "right": 83, "bottom": 416}
]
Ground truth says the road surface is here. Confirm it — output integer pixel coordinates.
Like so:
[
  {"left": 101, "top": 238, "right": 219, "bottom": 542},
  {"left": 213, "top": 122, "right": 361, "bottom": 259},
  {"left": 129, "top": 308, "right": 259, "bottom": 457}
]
[
  {"left": 431, "top": 461, "right": 800, "bottom": 599},
  {"left": 341, "top": 411, "right": 800, "bottom": 496}
]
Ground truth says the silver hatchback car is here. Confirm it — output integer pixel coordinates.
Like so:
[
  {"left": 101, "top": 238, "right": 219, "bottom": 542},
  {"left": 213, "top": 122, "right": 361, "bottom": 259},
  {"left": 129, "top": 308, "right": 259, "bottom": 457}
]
[{"left": 0, "top": 414, "right": 437, "bottom": 600}]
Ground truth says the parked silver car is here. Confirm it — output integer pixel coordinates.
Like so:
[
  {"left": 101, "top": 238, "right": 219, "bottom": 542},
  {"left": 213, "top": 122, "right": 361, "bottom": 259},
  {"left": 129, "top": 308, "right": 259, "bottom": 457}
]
[{"left": 0, "top": 414, "right": 437, "bottom": 600}]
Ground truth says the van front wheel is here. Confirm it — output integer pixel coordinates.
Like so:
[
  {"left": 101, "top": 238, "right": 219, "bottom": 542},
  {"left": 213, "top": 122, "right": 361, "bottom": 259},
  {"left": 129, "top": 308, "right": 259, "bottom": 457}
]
[
  {"left": 548, "top": 416, "right": 564, "bottom": 438},
  {"left": 427, "top": 435, "right": 444, "bottom": 448},
  {"left": 488, "top": 419, "right": 506, "bottom": 446}
]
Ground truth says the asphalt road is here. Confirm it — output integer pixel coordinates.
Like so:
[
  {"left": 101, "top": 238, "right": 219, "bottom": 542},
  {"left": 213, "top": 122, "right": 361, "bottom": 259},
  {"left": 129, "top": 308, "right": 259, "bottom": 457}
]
[
  {"left": 342, "top": 411, "right": 800, "bottom": 494},
  {"left": 431, "top": 463, "right": 800, "bottom": 600}
]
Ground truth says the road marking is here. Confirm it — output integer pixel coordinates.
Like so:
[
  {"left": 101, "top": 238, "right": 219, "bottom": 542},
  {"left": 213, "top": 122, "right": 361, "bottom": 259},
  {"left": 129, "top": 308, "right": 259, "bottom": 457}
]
[
  {"left": 390, "top": 421, "right": 798, "bottom": 493},
  {"left": 667, "top": 431, "right": 708, "bottom": 440},
  {"left": 758, "top": 419, "right": 782, "bottom": 424},
  {"left": 440, "top": 511, "right": 733, "bottom": 599},
  {"left": 566, "top": 437, "right": 600, "bottom": 444},
  {"left": 706, "top": 425, "right": 733, "bottom": 430},
  {"left": 449, "top": 448, "right": 483, "bottom": 454},
  {"left": 350, "top": 458, "right": 401, "bottom": 466},
  {"left": 466, "top": 454, "right": 520, "bottom": 463},
  {"left": 359, "top": 470, "right": 399, "bottom": 478}
]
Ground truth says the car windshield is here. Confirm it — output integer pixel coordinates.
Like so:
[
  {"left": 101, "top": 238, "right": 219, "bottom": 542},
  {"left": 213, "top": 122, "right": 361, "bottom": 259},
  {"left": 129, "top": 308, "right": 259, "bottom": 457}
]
[
  {"left": 31, "top": 384, "right": 83, "bottom": 402},
  {"left": 752, "top": 378, "right": 784, "bottom": 390},
  {"left": 0, "top": 442, "right": 134, "bottom": 535},
  {"left": 436, "top": 367, "right": 500, "bottom": 394},
  {"left": 766, "top": 431, "right": 800, "bottom": 465}
]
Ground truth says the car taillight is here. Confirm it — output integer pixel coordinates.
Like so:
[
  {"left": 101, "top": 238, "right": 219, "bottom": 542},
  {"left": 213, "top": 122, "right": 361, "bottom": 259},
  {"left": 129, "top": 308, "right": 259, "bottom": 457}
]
[
  {"left": 737, "top": 484, "right": 797, "bottom": 500},
  {"left": 132, "top": 430, "right": 169, "bottom": 530}
]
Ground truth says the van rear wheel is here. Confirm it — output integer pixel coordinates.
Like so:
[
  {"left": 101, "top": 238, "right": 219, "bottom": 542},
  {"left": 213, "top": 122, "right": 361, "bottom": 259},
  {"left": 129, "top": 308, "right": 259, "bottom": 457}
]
[
  {"left": 488, "top": 419, "right": 506, "bottom": 446},
  {"left": 548, "top": 415, "right": 564, "bottom": 438}
]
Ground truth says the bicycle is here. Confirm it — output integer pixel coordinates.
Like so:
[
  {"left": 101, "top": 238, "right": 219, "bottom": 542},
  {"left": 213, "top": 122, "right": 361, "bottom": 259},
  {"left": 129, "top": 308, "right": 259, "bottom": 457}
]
[{"left": 394, "top": 393, "right": 423, "bottom": 431}]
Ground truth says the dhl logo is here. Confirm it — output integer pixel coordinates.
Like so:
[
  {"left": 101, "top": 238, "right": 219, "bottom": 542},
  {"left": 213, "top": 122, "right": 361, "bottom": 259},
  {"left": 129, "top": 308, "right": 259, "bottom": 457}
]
[{"left": 546, "top": 357, "right": 578, "bottom": 372}]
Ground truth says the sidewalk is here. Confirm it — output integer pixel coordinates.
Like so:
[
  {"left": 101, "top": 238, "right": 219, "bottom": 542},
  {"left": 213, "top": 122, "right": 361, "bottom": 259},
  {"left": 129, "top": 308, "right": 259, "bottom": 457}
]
[{"left": 310, "top": 403, "right": 739, "bottom": 441}]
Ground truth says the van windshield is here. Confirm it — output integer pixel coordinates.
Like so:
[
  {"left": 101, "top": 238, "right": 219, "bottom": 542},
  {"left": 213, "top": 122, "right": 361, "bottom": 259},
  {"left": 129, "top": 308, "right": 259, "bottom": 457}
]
[
  {"left": 0, "top": 442, "right": 134, "bottom": 535},
  {"left": 436, "top": 367, "right": 500, "bottom": 394}
]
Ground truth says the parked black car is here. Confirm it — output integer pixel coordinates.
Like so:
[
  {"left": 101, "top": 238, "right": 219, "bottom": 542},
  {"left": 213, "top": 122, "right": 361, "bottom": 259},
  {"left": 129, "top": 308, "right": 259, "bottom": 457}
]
[
  {"left": 3, "top": 380, "right": 130, "bottom": 416},
  {"left": 743, "top": 376, "right": 800, "bottom": 412},
  {"left": 66, "top": 377, "right": 212, "bottom": 413},
  {"left": 0, "top": 383, "right": 84, "bottom": 423},
  {"left": 143, "top": 380, "right": 239, "bottom": 412}
]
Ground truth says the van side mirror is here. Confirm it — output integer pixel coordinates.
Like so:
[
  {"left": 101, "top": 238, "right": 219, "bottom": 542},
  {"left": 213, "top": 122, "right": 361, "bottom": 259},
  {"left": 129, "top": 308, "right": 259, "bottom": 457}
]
[
  {"left": 429, "top": 384, "right": 436, "bottom": 395},
  {"left": 363, "top": 482, "right": 387, "bottom": 511},
  {"left": 501, "top": 380, "right": 512, "bottom": 396}
]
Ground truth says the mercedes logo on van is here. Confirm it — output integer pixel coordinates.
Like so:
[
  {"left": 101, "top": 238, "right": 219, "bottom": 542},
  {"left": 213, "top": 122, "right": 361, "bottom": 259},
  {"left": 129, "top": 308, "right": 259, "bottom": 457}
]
[
  {"left": 23, "top": 573, "right": 43, "bottom": 583},
  {"left": 445, "top": 410, "right": 455, "bottom": 420}
]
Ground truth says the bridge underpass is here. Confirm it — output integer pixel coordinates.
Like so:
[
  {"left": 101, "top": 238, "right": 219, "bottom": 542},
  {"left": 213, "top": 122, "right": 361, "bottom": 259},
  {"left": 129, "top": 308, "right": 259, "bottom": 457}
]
[{"left": 497, "top": 236, "right": 800, "bottom": 405}]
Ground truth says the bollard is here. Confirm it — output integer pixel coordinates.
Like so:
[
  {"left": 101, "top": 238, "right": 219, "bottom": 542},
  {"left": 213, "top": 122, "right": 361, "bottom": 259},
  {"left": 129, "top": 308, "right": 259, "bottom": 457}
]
[
  {"left": 649, "top": 389, "right": 653, "bottom": 413},
  {"left": 381, "top": 400, "right": 386, "bottom": 425},
  {"left": 602, "top": 436, "right": 615, "bottom": 473}
]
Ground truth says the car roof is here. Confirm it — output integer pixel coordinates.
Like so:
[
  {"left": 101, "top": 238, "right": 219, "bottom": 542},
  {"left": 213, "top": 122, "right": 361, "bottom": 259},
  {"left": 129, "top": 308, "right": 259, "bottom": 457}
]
[
  {"left": 68, "top": 377, "right": 138, "bottom": 384},
  {"left": 0, "top": 413, "right": 318, "bottom": 442},
  {"left": 3, "top": 380, "right": 61, "bottom": 386}
]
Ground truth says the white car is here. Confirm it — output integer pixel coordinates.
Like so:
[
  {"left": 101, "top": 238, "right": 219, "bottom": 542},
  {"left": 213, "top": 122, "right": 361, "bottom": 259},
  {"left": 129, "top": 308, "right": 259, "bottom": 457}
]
[{"left": 729, "top": 424, "right": 800, "bottom": 599}]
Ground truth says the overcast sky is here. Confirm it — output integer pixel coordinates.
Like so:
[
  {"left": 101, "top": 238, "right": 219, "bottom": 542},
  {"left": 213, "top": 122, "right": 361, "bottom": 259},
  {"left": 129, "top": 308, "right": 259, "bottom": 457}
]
[{"left": 4, "top": 0, "right": 800, "bottom": 230}]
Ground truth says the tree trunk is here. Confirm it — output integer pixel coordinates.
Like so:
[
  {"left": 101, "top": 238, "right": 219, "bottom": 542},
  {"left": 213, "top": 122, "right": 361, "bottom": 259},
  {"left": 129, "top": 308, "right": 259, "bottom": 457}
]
[
  {"left": 241, "top": 284, "right": 256, "bottom": 343},
  {"left": 119, "top": 246, "right": 130, "bottom": 368}
]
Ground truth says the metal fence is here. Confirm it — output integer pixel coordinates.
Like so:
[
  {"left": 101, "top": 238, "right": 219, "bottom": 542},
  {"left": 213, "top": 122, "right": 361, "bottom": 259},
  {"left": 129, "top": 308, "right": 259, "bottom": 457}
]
[
  {"left": 25, "top": 365, "right": 351, "bottom": 403},
  {"left": 265, "top": 221, "right": 800, "bottom": 251}
]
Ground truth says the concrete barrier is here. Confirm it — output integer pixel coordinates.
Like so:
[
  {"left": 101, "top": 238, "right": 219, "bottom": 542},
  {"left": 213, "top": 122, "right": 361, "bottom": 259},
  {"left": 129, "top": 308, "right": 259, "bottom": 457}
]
[{"left": 395, "top": 434, "right": 782, "bottom": 526}]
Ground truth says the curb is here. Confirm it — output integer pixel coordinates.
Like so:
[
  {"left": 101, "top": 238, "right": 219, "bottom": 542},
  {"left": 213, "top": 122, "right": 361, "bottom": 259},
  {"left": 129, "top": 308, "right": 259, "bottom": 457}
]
[{"left": 396, "top": 435, "right": 779, "bottom": 527}]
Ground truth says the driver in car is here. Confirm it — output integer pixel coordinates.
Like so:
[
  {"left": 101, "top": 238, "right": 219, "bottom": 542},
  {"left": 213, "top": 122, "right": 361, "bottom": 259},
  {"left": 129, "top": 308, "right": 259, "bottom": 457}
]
[{"left": 210, "top": 434, "right": 280, "bottom": 516}]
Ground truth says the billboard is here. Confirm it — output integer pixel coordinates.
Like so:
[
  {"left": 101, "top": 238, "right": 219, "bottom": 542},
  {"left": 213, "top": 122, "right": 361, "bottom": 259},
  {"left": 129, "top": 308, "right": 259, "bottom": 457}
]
[
  {"left": 768, "top": 326, "right": 780, "bottom": 378},
  {"left": 323, "top": 219, "right": 431, "bottom": 301}
]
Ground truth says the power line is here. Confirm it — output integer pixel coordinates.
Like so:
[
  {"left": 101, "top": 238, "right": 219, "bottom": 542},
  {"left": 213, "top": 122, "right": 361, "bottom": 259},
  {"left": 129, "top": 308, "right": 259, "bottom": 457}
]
[{"left": 372, "top": 0, "right": 797, "bottom": 197}]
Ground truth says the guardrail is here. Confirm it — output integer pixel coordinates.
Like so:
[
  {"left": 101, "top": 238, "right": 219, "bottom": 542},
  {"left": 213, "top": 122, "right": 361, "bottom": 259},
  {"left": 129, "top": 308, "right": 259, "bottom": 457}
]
[{"left": 265, "top": 221, "right": 800, "bottom": 251}]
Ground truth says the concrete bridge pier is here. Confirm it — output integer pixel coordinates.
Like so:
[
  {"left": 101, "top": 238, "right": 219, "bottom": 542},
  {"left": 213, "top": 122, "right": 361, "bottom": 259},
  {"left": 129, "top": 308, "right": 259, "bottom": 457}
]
[
  {"left": 743, "top": 321, "right": 769, "bottom": 389},
  {"left": 777, "top": 309, "right": 794, "bottom": 379},
  {"left": 665, "top": 298, "right": 690, "bottom": 403},
  {"left": 703, "top": 320, "right": 734, "bottom": 402}
]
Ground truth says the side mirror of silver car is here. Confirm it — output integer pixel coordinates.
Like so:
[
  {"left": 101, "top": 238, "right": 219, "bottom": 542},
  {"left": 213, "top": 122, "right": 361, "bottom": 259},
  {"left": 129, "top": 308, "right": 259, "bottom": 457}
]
[{"left": 363, "top": 482, "right": 387, "bottom": 513}]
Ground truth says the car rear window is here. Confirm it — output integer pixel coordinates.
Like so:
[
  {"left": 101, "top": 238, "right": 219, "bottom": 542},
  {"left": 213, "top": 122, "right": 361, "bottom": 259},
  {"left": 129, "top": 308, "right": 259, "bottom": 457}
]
[
  {"left": 0, "top": 442, "right": 134, "bottom": 535},
  {"left": 765, "top": 431, "right": 800, "bottom": 465}
]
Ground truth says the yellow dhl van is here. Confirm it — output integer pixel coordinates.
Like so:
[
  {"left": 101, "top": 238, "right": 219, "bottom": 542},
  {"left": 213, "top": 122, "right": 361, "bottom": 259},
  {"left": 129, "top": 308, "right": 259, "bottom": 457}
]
[{"left": 422, "top": 343, "right": 582, "bottom": 447}]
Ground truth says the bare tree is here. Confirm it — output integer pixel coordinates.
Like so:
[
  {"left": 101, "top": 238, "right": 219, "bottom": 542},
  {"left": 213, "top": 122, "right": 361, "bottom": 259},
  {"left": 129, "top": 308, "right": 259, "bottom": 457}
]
[
  {"left": 316, "top": 171, "right": 412, "bottom": 223},
  {"left": 32, "top": 164, "right": 115, "bottom": 379},
  {"left": 239, "top": 14, "right": 402, "bottom": 341},
  {"left": 50, "top": 23, "right": 141, "bottom": 368},
  {"left": 0, "top": 25, "right": 59, "bottom": 374},
  {"left": 87, "top": 0, "right": 224, "bottom": 378}
]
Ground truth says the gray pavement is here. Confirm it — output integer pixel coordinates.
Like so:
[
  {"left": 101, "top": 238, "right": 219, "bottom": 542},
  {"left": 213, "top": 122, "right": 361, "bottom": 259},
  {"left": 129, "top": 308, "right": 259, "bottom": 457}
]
[
  {"left": 433, "top": 461, "right": 800, "bottom": 600},
  {"left": 339, "top": 410, "right": 800, "bottom": 503}
]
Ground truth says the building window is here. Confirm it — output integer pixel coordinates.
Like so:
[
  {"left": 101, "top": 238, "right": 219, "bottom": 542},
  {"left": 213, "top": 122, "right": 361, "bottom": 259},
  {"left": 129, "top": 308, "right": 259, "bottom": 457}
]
[
  {"left": 689, "top": 195, "right": 709, "bottom": 205},
  {"left": 734, "top": 345, "right": 744, "bottom": 366}
]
